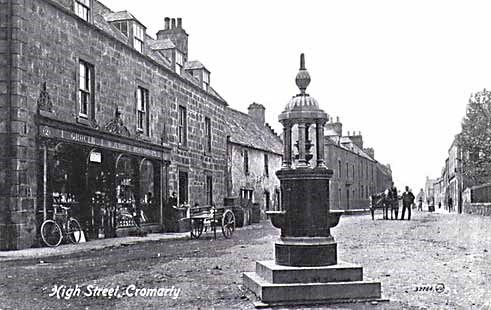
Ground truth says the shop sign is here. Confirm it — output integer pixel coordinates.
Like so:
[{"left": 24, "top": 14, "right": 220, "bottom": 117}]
[
  {"left": 40, "top": 125, "right": 166, "bottom": 159},
  {"left": 89, "top": 151, "right": 102, "bottom": 163}
]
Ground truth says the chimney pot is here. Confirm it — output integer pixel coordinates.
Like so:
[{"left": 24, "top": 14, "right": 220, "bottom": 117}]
[
  {"left": 177, "top": 18, "right": 182, "bottom": 28},
  {"left": 164, "top": 17, "right": 170, "bottom": 30},
  {"left": 171, "top": 18, "right": 176, "bottom": 29}
]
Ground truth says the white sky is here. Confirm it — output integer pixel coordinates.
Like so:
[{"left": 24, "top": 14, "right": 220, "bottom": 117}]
[{"left": 103, "top": 0, "right": 491, "bottom": 192}]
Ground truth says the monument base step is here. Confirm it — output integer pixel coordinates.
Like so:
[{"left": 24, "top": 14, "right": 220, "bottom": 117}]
[
  {"left": 256, "top": 260, "right": 363, "bottom": 284},
  {"left": 252, "top": 297, "right": 389, "bottom": 309},
  {"left": 243, "top": 262, "right": 383, "bottom": 306}
]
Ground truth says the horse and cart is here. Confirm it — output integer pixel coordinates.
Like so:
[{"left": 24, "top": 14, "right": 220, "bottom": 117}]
[
  {"left": 186, "top": 205, "right": 236, "bottom": 239},
  {"left": 370, "top": 192, "right": 400, "bottom": 220}
]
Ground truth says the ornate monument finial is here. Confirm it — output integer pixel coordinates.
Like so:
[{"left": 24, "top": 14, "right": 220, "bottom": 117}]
[{"left": 295, "top": 53, "right": 311, "bottom": 94}]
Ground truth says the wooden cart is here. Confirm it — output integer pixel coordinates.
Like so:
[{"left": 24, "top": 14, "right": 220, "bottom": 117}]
[{"left": 187, "top": 205, "right": 236, "bottom": 239}]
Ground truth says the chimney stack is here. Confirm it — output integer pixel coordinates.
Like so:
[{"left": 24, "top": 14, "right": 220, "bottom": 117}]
[
  {"left": 324, "top": 116, "right": 342, "bottom": 136},
  {"left": 248, "top": 103, "right": 266, "bottom": 125},
  {"left": 156, "top": 17, "right": 189, "bottom": 60},
  {"left": 350, "top": 131, "right": 364, "bottom": 149}
]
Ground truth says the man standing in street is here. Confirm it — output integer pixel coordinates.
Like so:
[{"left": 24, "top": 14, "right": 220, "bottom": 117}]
[{"left": 401, "top": 186, "right": 415, "bottom": 220}]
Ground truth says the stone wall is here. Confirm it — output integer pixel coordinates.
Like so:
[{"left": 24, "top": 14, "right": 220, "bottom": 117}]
[
  {"left": 463, "top": 202, "right": 491, "bottom": 216},
  {"left": 0, "top": 0, "right": 38, "bottom": 250},
  {"left": 228, "top": 143, "right": 281, "bottom": 214},
  {"left": 325, "top": 142, "right": 376, "bottom": 210}
]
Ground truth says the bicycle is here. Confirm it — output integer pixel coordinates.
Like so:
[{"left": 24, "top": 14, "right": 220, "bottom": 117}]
[{"left": 40, "top": 204, "right": 83, "bottom": 247}]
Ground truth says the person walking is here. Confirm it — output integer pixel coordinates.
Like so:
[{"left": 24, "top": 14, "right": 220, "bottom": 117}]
[
  {"left": 401, "top": 186, "right": 415, "bottom": 220},
  {"left": 417, "top": 188, "right": 424, "bottom": 211}
]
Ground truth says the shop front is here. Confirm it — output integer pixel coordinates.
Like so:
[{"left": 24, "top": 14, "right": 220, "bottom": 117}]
[{"left": 37, "top": 116, "right": 171, "bottom": 241}]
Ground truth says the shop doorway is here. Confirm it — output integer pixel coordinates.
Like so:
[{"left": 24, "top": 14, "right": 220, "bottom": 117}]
[{"left": 86, "top": 149, "right": 115, "bottom": 239}]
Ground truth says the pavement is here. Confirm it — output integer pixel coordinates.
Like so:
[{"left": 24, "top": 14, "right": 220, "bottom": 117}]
[{"left": 0, "top": 232, "right": 189, "bottom": 262}]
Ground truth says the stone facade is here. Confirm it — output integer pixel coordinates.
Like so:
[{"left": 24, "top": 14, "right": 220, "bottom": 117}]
[
  {"left": 323, "top": 119, "right": 393, "bottom": 210},
  {"left": 0, "top": 0, "right": 37, "bottom": 250},
  {"left": 0, "top": 0, "right": 236, "bottom": 249},
  {"left": 224, "top": 104, "right": 282, "bottom": 216}
]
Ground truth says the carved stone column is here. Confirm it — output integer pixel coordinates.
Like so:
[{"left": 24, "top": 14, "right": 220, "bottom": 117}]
[{"left": 316, "top": 121, "right": 326, "bottom": 168}]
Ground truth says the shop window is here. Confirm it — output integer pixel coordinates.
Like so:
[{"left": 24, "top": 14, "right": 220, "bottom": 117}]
[
  {"left": 244, "top": 150, "right": 249, "bottom": 176},
  {"left": 137, "top": 86, "right": 149, "bottom": 135},
  {"left": 205, "top": 175, "right": 213, "bottom": 205},
  {"left": 178, "top": 106, "right": 187, "bottom": 147},
  {"left": 140, "top": 159, "right": 158, "bottom": 224},
  {"left": 178, "top": 171, "right": 188, "bottom": 205},
  {"left": 133, "top": 23, "right": 145, "bottom": 53},
  {"left": 116, "top": 156, "right": 136, "bottom": 228},
  {"left": 78, "top": 60, "right": 94, "bottom": 119},
  {"left": 205, "top": 117, "right": 212, "bottom": 153},
  {"left": 175, "top": 50, "right": 184, "bottom": 74},
  {"left": 46, "top": 144, "right": 86, "bottom": 235},
  {"left": 74, "top": 0, "right": 91, "bottom": 22},
  {"left": 264, "top": 153, "right": 269, "bottom": 177}
]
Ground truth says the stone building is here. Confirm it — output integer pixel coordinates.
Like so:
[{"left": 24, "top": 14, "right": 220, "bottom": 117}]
[
  {"left": 447, "top": 136, "right": 463, "bottom": 213},
  {"left": 0, "top": 0, "right": 248, "bottom": 249},
  {"left": 323, "top": 118, "right": 393, "bottom": 210},
  {"left": 224, "top": 103, "right": 282, "bottom": 217}
]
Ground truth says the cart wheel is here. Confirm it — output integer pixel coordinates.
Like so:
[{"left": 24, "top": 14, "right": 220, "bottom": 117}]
[
  {"left": 221, "top": 210, "right": 235, "bottom": 239},
  {"left": 190, "top": 219, "right": 204, "bottom": 239}
]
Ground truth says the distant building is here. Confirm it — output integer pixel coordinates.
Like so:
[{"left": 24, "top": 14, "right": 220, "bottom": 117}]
[{"left": 322, "top": 118, "right": 393, "bottom": 210}]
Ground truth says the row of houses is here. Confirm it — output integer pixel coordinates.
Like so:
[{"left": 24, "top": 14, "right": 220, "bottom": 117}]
[
  {"left": 0, "top": 0, "right": 282, "bottom": 250},
  {"left": 323, "top": 119, "right": 393, "bottom": 210}
]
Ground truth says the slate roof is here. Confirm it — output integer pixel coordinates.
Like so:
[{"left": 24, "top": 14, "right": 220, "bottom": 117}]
[
  {"left": 103, "top": 11, "right": 145, "bottom": 27},
  {"left": 224, "top": 108, "right": 283, "bottom": 155},
  {"left": 184, "top": 61, "right": 206, "bottom": 70},
  {"left": 326, "top": 135, "right": 375, "bottom": 161},
  {"left": 148, "top": 39, "right": 176, "bottom": 50}
]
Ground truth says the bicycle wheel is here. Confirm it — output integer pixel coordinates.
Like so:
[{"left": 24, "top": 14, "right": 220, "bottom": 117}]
[
  {"left": 40, "top": 220, "right": 63, "bottom": 247},
  {"left": 67, "top": 218, "right": 82, "bottom": 243}
]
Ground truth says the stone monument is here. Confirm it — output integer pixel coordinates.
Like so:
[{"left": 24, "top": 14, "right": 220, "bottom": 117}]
[{"left": 243, "top": 54, "right": 384, "bottom": 307}]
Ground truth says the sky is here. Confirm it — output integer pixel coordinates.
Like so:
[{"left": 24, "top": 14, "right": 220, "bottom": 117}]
[{"left": 103, "top": 0, "right": 491, "bottom": 192}]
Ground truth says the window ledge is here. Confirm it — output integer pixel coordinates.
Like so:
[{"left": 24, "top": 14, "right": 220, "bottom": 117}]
[{"left": 76, "top": 116, "right": 90, "bottom": 126}]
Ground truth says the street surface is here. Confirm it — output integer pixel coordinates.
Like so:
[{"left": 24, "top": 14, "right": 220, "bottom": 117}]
[{"left": 0, "top": 211, "right": 490, "bottom": 310}]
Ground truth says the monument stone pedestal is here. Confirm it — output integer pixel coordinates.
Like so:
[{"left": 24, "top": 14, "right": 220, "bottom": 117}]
[
  {"left": 243, "top": 169, "right": 384, "bottom": 307},
  {"left": 243, "top": 261, "right": 383, "bottom": 307},
  {"left": 242, "top": 54, "right": 385, "bottom": 307}
]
